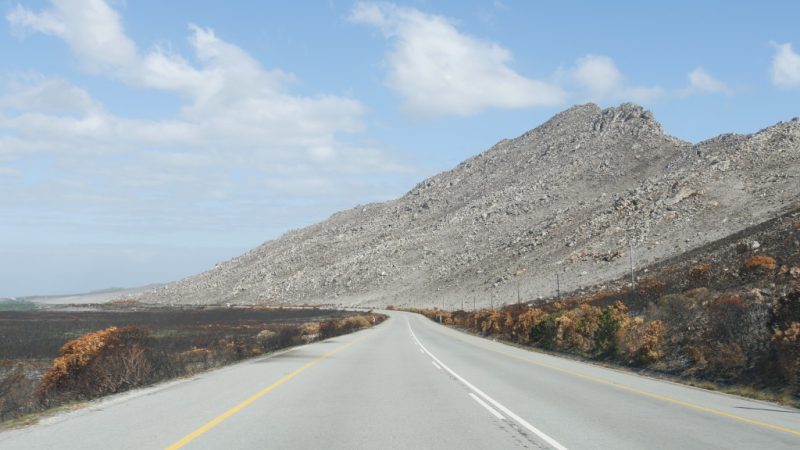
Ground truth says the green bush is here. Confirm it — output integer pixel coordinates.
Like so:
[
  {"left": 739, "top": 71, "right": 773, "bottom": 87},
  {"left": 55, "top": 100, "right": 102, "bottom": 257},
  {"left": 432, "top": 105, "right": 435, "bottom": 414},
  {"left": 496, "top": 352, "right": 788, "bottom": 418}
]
[{"left": 529, "top": 314, "right": 557, "bottom": 349}]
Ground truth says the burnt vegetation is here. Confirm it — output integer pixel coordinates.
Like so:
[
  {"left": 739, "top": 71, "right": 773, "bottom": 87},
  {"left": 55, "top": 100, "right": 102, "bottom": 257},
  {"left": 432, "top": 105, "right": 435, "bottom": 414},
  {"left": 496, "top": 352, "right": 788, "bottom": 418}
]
[
  {"left": 0, "top": 306, "right": 384, "bottom": 423},
  {"left": 417, "top": 211, "right": 800, "bottom": 405}
]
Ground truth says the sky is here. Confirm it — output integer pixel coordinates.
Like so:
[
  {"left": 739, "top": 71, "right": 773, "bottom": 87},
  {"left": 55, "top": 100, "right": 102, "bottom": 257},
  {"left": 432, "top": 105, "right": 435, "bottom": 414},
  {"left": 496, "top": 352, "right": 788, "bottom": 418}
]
[{"left": 1, "top": 0, "right": 799, "bottom": 297}]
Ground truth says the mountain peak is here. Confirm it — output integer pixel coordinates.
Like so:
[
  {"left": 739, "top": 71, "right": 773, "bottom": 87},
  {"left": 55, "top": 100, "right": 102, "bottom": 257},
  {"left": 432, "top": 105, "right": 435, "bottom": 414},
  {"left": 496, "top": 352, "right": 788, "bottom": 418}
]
[
  {"left": 591, "top": 103, "right": 663, "bottom": 135},
  {"left": 530, "top": 103, "right": 665, "bottom": 143}
]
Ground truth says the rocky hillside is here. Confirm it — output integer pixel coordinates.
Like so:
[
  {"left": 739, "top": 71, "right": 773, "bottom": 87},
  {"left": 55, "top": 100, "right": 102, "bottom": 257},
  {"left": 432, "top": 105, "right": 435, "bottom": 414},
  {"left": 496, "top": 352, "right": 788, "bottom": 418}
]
[{"left": 135, "top": 103, "right": 800, "bottom": 307}]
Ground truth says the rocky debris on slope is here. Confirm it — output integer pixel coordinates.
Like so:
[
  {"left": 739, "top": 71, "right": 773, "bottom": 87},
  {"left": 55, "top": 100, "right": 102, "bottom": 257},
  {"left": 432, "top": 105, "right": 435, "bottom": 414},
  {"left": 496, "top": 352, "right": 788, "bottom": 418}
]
[{"left": 133, "top": 103, "right": 800, "bottom": 308}]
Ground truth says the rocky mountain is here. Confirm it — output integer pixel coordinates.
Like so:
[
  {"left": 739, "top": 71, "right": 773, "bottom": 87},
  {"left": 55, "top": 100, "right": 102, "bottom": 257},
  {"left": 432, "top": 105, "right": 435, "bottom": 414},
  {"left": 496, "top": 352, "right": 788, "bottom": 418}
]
[{"left": 135, "top": 103, "right": 800, "bottom": 308}]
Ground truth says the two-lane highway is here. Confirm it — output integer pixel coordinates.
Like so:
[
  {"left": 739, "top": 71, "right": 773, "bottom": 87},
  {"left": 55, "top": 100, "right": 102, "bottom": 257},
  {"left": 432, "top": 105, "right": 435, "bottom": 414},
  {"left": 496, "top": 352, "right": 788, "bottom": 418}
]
[{"left": 2, "top": 311, "right": 799, "bottom": 449}]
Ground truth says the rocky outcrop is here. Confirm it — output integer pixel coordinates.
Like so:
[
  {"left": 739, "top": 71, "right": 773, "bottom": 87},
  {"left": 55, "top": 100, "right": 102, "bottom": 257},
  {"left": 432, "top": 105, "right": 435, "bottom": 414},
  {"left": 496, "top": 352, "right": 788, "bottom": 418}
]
[{"left": 134, "top": 104, "right": 800, "bottom": 308}]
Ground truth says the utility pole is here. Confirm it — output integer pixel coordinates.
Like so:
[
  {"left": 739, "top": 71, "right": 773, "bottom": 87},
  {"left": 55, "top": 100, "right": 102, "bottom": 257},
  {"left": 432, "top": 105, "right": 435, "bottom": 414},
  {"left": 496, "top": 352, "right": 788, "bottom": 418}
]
[
  {"left": 515, "top": 268, "right": 526, "bottom": 305},
  {"left": 556, "top": 273, "right": 561, "bottom": 301},
  {"left": 629, "top": 240, "right": 636, "bottom": 290}
]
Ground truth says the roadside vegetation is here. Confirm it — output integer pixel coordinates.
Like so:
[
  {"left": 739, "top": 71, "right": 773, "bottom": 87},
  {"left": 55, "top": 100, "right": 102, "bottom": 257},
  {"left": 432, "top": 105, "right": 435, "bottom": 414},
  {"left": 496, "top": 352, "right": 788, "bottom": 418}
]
[
  {"left": 416, "top": 217, "right": 800, "bottom": 406},
  {"left": 0, "top": 305, "right": 384, "bottom": 424}
]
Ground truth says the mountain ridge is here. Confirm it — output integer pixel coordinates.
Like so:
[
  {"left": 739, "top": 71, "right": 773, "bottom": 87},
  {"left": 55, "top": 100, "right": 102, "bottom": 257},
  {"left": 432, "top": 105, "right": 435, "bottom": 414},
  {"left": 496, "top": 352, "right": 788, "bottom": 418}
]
[{"left": 134, "top": 103, "right": 800, "bottom": 307}]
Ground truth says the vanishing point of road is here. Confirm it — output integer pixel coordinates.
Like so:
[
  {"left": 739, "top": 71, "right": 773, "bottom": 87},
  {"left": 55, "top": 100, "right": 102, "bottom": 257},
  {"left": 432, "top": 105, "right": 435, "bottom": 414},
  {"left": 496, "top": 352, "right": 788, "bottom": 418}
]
[{"left": 2, "top": 310, "right": 799, "bottom": 449}]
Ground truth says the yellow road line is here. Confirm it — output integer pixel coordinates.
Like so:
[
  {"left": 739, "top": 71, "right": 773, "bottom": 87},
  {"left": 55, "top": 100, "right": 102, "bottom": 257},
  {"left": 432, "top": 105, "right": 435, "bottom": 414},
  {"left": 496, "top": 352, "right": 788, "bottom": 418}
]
[
  {"left": 165, "top": 332, "right": 371, "bottom": 450},
  {"left": 422, "top": 316, "right": 800, "bottom": 438}
]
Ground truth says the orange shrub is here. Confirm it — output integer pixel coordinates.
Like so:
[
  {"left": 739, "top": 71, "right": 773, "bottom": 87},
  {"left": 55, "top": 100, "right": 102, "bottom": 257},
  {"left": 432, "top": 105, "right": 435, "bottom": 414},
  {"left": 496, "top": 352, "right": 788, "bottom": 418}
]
[
  {"left": 744, "top": 255, "right": 777, "bottom": 270},
  {"left": 38, "top": 327, "right": 157, "bottom": 402},
  {"left": 481, "top": 311, "right": 502, "bottom": 335},
  {"left": 617, "top": 318, "right": 665, "bottom": 365},
  {"left": 512, "top": 308, "right": 546, "bottom": 344}
]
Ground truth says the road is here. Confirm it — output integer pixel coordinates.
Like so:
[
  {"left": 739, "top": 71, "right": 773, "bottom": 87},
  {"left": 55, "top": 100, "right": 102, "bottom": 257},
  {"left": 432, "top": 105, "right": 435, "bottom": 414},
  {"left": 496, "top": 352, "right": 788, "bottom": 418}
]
[{"left": 2, "top": 310, "right": 799, "bottom": 449}]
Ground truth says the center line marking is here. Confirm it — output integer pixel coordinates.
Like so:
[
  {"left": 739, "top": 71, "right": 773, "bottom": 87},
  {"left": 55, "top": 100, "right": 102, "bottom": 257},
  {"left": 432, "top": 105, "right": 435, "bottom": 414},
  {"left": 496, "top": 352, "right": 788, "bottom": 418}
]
[
  {"left": 432, "top": 360, "right": 442, "bottom": 370},
  {"left": 165, "top": 332, "right": 371, "bottom": 450},
  {"left": 469, "top": 392, "right": 504, "bottom": 420},
  {"left": 408, "top": 319, "right": 568, "bottom": 450}
]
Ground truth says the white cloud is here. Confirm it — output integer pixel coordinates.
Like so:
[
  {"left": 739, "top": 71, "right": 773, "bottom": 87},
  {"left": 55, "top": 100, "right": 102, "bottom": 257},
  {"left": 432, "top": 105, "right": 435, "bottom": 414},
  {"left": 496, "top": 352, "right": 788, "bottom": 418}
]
[
  {"left": 2, "top": 0, "right": 413, "bottom": 236},
  {"left": 771, "top": 42, "right": 800, "bottom": 88},
  {"left": 349, "top": 2, "right": 565, "bottom": 116},
  {"left": 678, "top": 67, "right": 731, "bottom": 96},
  {"left": 0, "top": 166, "right": 18, "bottom": 176},
  {"left": 7, "top": 0, "right": 137, "bottom": 76},
  {"left": 569, "top": 55, "right": 663, "bottom": 103},
  {"left": 0, "top": 75, "right": 102, "bottom": 114},
  {"left": 6, "top": 3, "right": 65, "bottom": 36}
]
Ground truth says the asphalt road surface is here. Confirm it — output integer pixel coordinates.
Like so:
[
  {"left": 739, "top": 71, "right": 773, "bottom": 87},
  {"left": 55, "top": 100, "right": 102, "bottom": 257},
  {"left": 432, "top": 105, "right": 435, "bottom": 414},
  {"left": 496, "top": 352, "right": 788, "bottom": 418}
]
[{"left": 2, "top": 311, "right": 799, "bottom": 449}]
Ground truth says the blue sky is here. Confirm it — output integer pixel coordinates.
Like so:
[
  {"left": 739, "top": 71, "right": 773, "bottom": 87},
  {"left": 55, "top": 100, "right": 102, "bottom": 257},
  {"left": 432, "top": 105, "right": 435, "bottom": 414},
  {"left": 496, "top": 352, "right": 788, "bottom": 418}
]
[{"left": 1, "top": 0, "right": 798, "bottom": 297}]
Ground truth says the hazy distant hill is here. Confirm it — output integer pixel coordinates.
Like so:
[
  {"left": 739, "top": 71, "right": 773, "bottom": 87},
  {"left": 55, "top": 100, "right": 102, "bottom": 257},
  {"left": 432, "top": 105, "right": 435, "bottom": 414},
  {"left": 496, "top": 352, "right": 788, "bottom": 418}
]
[
  {"left": 136, "top": 103, "right": 800, "bottom": 307},
  {"left": 21, "top": 285, "right": 163, "bottom": 305}
]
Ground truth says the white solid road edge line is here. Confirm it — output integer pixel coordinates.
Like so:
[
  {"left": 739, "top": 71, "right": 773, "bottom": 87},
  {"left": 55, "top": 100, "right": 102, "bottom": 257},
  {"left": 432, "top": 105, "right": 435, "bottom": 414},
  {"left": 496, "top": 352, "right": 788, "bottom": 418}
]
[
  {"left": 469, "top": 393, "right": 505, "bottom": 420},
  {"left": 408, "top": 319, "right": 569, "bottom": 450},
  {"left": 432, "top": 361, "right": 442, "bottom": 370}
]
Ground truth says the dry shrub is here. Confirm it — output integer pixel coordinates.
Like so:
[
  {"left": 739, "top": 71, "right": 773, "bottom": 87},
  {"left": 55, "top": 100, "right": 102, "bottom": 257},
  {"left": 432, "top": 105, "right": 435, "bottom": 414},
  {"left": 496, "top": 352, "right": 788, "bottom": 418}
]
[
  {"left": 556, "top": 307, "right": 599, "bottom": 354},
  {"left": 638, "top": 277, "right": 667, "bottom": 297},
  {"left": 686, "top": 262, "right": 712, "bottom": 288},
  {"left": 512, "top": 308, "right": 545, "bottom": 344},
  {"left": 480, "top": 311, "right": 502, "bottom": 336},
  {"left": 318, "top": 314, "right": 379, "bottom": 339},
  {"left": 744, "top": 255, "right": 777, "bottom": 271},
  {"left": 640, "top": 320, "right": 665, "bottom": 363},
  {"left": 687, "top": 345, "right": 708, "bottom": 371},
  {"left": 498, "top": 311, "right": 516, "bottom": 339},
  {"left": 617, "top": 318, "right": 665, "bottom": 365},
  {"left": 255, "top": 329, "right": 277, "bottom": 343},
  {"left": 342, "top": 315, "right": 371, "bottom": 331},
  {"left": 451, "top": 310, "right": 468, "bottom": 328},
  {"left": 319, "top": 319, "right": 339, "bottom": 339},
  {"left": 178, "top": 347, "right": 212, "bottom": 366},
  {"left": 439, "top": 310, "right": 454, "bottom": 326},
  {"left": 772, "top": 322, "right": 800, "bottom": 386},
  {"left": 586, "top": 289, "right": 618, "bottom": 306},
  {"left": 298, "top": 322, "right": 321, "bottom": 343},
  {"left": 38, "top": 327, "right": 163, "bottom": 403},
  {"left": 0, "top": 361, "right": 40, "bottom": 421},
  {"left": 574, "top": 304, "right": 602, "bottom": 354},
  {"left": 706, "top": 296, "right": 745, "bottom": 342},
  {"left": 706, "top": 343, "right": 747, "bottom": 379},
  {"left": 555, "top": 311, "right": 578, "bottom": 349},
  {"left": 654, "top": 293, "right": 696, "bottom": 325}
]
